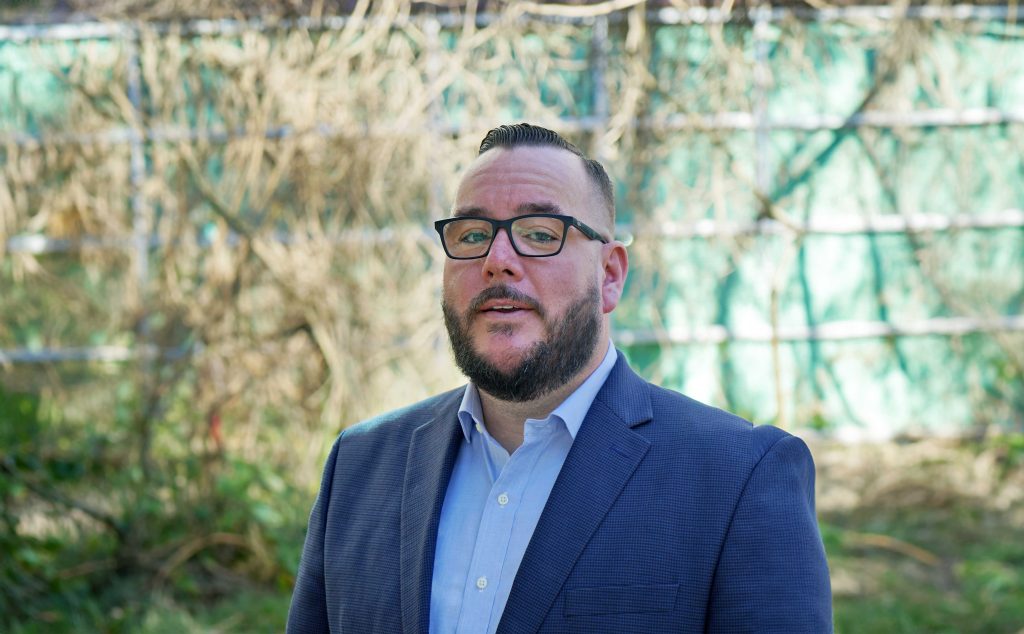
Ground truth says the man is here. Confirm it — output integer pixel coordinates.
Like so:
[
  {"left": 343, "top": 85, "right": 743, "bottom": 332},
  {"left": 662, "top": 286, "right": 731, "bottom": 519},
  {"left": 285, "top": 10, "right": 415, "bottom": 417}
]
[{"left": 287, "top": 123, "right": 832, "bottom": 633}]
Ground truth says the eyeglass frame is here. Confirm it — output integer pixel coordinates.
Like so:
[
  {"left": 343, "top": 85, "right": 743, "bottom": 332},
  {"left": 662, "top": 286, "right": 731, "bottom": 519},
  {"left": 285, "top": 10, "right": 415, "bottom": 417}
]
[{"left": 433, "top": 213, "right": 610, "bottom": 260}]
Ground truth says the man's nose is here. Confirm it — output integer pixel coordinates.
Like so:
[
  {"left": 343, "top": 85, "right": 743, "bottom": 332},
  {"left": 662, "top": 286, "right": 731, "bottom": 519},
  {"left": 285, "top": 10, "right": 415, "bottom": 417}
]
[{"left": 481, "top": 227, "right": 523, "bottom": 280}]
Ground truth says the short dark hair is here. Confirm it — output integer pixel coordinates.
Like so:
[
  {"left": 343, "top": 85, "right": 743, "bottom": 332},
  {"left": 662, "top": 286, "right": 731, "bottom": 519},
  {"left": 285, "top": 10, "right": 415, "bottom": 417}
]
[{"left": 478, "top": 123, "right": 615, "bottom": 226}]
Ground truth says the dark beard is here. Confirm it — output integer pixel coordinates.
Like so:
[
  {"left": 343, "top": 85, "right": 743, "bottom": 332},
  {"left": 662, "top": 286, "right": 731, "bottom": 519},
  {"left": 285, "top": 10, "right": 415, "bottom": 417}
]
[{"left": 442, "top": 283, "right": 602, "bottom": 402}]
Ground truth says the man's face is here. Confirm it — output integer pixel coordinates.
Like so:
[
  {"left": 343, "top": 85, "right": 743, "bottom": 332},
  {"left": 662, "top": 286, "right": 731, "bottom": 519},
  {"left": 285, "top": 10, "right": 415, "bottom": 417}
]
[{"left": 440, "top": 146, "right": 626, "bottom": 401}]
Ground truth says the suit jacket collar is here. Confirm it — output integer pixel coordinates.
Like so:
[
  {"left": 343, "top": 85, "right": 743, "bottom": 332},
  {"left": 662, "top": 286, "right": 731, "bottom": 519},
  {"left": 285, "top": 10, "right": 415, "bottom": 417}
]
[
  {"left": 590, "top": 349, "right": 654, "bottom": 429},
  {"left": 399, "top": 352, "right": 653, "bottom": 634},
  {"left": 400, "top": 389, "right": 463, "bottom": 634},
  {"left": 497, "top": 351, "right": 653, "bottom": 633}
]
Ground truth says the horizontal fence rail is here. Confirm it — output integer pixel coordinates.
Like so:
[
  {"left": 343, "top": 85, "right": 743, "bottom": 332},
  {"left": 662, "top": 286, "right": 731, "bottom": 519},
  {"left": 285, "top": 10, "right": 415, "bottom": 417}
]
[
  {"left": 0, "top": 3, "right": 1021, "bottom": 43},
  {"left": 5, "top": 314, "right": 1024, "bottom": 366},
  {"left": 7, "top": 209, "right": 1024, "bottom": 256},
  {"left": 616, "top": 315, "right": 1024, "bottom": 346},
  {"left": 624, "top": 209, "right": 1024, "bottom": 239},
  {"left": 6, "top": 105, "right": 1024, "bottom": 151},
  {"left": 0, "top": 344, "right": 191, "bottom": 364}
]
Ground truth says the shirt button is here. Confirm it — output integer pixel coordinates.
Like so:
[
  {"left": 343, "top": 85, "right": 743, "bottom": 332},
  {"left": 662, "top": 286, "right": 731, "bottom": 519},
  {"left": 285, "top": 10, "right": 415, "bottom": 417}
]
[
  {"left": 497, "top": 493, "right": 510, "bottom": 506},
  {"left": 476, "top": 576, "right": 488, "bottom": 590}
]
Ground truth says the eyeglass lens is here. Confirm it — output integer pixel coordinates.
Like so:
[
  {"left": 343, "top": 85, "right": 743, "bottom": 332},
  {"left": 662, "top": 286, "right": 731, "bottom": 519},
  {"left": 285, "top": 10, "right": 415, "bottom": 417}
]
[{"left": 442, "top": 217, "right": 566, "bottom": 258}]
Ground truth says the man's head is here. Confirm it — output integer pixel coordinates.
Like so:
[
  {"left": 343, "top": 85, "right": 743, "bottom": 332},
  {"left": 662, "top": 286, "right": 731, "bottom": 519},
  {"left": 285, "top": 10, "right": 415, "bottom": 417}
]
[{"left": 439, "top": 123, "right": 628, "bottom": 403}]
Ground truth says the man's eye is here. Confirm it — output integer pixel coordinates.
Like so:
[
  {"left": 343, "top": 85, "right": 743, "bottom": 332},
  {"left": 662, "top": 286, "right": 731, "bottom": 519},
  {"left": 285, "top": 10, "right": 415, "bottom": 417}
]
[
  {"left": 457, "top": 230, "right": 491, "bottom": 244},
  {"left": 520, "top": 229, "right": 559, "bottom": 243}
]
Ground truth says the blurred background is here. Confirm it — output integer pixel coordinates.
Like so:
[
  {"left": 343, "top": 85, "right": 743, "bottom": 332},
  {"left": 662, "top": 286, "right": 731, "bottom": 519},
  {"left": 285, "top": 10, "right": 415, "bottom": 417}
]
[{"left": 1, "top": 0, "right": 1022, "bottom": 631}]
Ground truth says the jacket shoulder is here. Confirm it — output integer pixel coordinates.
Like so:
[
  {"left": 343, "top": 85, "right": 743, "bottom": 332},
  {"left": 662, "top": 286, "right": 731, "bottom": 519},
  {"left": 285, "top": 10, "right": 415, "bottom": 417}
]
[
  {"left": 340, "top": 386, "right": 464, "bottom": 442},
  {"left": 644, "top": 381, "right": 793, "bottom": 464},
  {"left": 318, "top": 386, "right": 463, "bottom": 491}
]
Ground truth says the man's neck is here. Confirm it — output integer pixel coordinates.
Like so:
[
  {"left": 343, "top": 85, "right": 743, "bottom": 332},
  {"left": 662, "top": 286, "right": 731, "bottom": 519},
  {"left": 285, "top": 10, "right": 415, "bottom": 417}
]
[{"left": 477, "top": 343, "right": 609, "bottom": 454}]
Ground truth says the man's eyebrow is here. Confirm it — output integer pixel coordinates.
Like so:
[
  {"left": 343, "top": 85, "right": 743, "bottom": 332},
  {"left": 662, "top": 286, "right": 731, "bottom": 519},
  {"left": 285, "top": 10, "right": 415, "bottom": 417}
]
[
  {"left": 516, "top": 202, "right": 561, "bottom": 214},
  {"left": 452, "top": 202, "right": 563, "bottom": 217}
]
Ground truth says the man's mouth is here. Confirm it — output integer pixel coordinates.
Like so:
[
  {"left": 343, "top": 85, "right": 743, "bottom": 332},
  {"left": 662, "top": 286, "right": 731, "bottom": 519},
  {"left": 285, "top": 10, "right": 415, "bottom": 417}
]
[
  {"left": 480, "top": 301, "right": 531, "bottom": 314},
  {"left": 467, "top": 285, "right": 544, "bottom": 319}
]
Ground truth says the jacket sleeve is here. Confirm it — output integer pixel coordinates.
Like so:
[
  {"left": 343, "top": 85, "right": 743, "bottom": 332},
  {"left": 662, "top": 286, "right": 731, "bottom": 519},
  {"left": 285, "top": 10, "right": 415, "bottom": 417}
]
[
  {"left": 286, "top": 434, "right": 343, "bottom": 634},
  {"left": 706, "top": 432, "right": 833, "bottom": 633}
]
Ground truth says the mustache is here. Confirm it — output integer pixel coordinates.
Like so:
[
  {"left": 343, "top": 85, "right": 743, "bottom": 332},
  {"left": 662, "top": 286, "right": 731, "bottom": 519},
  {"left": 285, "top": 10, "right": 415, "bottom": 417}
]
[{"left": 467, "top": 284, "right": 545, "bottom": 318}]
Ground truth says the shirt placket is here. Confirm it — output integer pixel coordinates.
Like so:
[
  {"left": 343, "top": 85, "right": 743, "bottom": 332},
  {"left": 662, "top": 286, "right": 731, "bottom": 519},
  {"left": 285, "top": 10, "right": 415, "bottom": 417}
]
[{"left": 455, "top": 421, "right": 554, "bottom": 634}]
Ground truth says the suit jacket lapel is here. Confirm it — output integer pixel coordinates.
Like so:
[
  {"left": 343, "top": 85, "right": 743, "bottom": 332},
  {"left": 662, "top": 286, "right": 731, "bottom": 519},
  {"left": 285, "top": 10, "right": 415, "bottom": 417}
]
[
  {"left": 400, "top": 390, "right": 464, "bottom": 634},
  {"left": 497, "top": 354, "right": 653, "bottom": 634}
]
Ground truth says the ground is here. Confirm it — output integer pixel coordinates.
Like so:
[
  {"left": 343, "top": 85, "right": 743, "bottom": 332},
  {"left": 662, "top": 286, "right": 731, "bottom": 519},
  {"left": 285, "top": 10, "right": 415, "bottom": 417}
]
[{"left": 813, "top": 435, "right": 1024, "bottom": 634}]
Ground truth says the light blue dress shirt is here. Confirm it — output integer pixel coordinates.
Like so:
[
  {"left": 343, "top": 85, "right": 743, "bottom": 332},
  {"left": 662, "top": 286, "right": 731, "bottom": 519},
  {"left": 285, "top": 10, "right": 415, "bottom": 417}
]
[{"left": 429, "top": 341, "right": 618, "bottom": 634}]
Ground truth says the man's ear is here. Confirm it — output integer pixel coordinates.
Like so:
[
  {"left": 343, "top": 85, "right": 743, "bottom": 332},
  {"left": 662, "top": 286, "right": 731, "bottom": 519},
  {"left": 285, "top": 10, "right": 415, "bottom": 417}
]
[{"left": 600, "top": 241, "right": 628, "bottom": 314}]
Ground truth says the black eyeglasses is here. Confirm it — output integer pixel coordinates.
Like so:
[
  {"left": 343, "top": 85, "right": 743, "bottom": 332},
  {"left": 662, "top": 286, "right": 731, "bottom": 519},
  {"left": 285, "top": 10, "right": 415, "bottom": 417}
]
[{"left": 434, "top": 213, "right": 609, "bottom": 260}]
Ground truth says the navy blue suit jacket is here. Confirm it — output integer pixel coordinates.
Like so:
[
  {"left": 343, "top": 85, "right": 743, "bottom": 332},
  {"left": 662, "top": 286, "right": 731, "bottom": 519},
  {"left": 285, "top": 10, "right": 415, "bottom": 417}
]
[{"left": 287, "top": 352, "right": 832, "bottom": 633}]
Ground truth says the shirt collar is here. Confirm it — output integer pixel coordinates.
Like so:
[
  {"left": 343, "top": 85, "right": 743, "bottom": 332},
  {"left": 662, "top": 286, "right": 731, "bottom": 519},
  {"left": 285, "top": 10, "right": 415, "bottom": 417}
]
[
  {"left": 456, "top": 340, "right": 618, "bottom": 443},
  {"left": 456, "top": 382, "right": 484, "bottom": 442}
]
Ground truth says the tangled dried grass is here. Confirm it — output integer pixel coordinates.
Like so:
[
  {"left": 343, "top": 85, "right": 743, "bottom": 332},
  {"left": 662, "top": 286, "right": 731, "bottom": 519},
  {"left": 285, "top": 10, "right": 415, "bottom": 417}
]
[
  {"left": 2, "top": 2, "right": 673, "bottom": 487},
  {"left": 2, "top": 1, "right": 1022, "bottom": 489}
]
